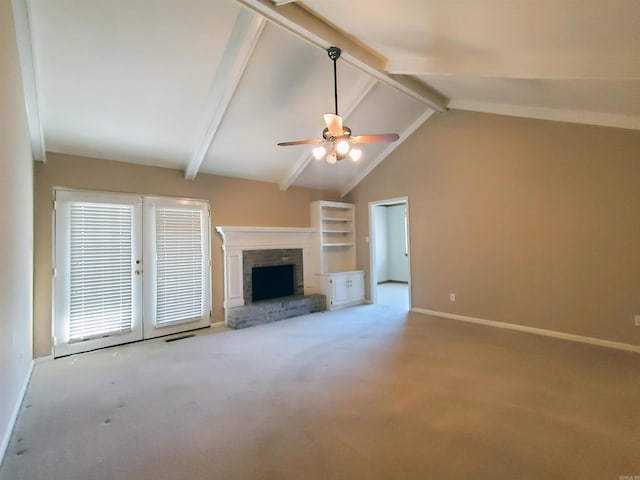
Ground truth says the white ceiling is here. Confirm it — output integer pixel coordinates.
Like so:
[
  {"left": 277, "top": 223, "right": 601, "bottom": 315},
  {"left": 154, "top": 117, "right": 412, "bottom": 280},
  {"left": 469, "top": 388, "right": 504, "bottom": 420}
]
[{"left": 18, "top": 0, "right": 640, "bottom": 195}]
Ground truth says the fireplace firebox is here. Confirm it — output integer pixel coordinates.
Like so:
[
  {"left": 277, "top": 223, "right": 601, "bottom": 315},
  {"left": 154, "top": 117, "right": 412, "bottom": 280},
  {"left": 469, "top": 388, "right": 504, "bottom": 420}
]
[
  {"left": 252, "top": 264, "right": 295, "bottom": 302},
  {"left": 242, "top": 248, "right": 303, "bottom": 304}
]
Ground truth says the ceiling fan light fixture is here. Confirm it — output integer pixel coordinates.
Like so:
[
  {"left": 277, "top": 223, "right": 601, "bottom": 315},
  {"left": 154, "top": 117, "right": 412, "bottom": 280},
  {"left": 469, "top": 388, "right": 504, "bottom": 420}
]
[
  {"left": 349, "top": 148, "right": 362, "bottom": 162},
  {"left": 312, "top": 146, "right": 326, "bottom": 160},
  {"left": 336, "top": 138, "right": 351, "bottom": 156},
  {"left": 276, "top": 46, "right": 399, "bottom": 166}
]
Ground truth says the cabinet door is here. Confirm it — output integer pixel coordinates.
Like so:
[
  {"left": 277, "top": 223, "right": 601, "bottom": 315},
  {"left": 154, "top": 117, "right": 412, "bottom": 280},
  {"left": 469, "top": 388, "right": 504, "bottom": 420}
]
[
  {"left": 348, "top": 271, "right": 365, "bottom": 302},
  {"left": 331, "top": 273, "right": 350, "bottom": 307}
]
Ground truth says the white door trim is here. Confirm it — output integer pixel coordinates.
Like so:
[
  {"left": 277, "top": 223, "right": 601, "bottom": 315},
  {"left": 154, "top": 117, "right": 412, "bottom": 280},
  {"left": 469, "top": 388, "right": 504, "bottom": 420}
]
[
  {"left": 368, "top": 196, "right": 411, "bottom": 308},
  {"left": 53, "top": 190, "right": 144, "bottom": 357}
]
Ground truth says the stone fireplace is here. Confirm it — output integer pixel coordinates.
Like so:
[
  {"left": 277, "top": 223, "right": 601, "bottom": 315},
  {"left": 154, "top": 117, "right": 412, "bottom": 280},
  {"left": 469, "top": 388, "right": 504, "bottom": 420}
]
[
  {"left": 242, "top": 248, "right": 303, "bottom": 303},
  {"left": 216, "top": 227, "right": 318, "bottom": 319},
  {"left": 215, "top": 226, "right": 325, "bottom": 328}
]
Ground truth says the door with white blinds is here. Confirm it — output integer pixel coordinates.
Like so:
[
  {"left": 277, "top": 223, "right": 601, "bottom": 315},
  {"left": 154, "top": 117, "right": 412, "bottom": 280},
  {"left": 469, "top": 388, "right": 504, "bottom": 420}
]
[
  {"left": 142, "top": 197, "right": 211, "bottom": 338},
  {"left": 54, "top": 191, "right": 143, "bottom": 356},
  {"left": 53, "top": 190, "right": 211, "bottom": 356}
]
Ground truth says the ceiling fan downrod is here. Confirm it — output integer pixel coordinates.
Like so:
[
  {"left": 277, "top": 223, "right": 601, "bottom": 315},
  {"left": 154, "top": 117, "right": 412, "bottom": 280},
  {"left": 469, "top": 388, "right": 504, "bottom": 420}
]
[{"left": 327, "top": 46, "right": 341, "bottom": 116}]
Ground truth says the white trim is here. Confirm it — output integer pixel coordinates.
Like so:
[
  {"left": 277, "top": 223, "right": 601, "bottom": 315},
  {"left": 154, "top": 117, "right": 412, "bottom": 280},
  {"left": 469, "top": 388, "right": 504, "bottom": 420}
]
[
  {"left": 184, "top": 9, "right": 265, "bottom": 179},
  {"left": 215, "top": 226, "right": 314, "bottom": 234},
  {"left": 368, "top": 197, "right": 411, "bottom": 309},
  {"left": 341, "top": 109, "right": 435, "bottom": 197},
  {"left": 450, "top": 101, "right": 640, "bottom": 132},
  {"left": 412, "top": 308, "right": 640, "bottom": 354},
  {"left": 385, "top": 53, "right": 640, "bottom": 81},
  {"left": 1, "top": 360, "right": 34, "bottom": 466},
  {"left": 34, "top": 355, "right": 53, "bottom": 365},
  {"left": 11, "top": 0, "right": 46, "bottom": 162}
]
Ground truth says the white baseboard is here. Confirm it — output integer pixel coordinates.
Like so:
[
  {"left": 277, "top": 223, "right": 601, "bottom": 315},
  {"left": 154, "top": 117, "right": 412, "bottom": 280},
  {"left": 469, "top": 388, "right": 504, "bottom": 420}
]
[
  {"left": 411, "top": 308, "right": 640, "bottom": 354},
  {"left": 34, "top": 355, "right": 53, "bottom": 365},
  {"left": 0, "top": 359, "right": 34, "bottom": 466}
]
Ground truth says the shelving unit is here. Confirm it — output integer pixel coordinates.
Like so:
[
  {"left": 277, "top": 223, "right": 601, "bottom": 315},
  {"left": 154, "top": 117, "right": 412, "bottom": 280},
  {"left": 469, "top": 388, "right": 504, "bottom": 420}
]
[
  {"left": 310, "top": 201, "right": 364, "bottom": 309},
  {"left": 311, "top": 200, "right": 356, "bottom": 272}
]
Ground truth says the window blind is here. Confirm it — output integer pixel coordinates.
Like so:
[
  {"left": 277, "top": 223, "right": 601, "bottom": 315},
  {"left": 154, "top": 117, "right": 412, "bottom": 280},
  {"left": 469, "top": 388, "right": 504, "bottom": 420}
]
[
  {"left": 154, "top": 207, "right": 204, "bottom": 326},
  {"left": 69, "top": 202, "right": 133, "bottom": 340}
]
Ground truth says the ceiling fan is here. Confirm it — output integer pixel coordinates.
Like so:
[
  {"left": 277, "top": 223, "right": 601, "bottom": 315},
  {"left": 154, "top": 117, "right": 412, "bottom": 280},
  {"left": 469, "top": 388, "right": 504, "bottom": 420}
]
[{"left": 277, "top": 46, "right": 399, "bottom": 164}]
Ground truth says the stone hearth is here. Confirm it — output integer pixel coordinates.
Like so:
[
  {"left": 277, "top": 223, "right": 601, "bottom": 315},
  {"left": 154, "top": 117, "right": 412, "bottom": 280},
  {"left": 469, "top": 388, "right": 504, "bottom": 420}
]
[{"left": 226, "top": 294, "right": 325, "bottom": 329}]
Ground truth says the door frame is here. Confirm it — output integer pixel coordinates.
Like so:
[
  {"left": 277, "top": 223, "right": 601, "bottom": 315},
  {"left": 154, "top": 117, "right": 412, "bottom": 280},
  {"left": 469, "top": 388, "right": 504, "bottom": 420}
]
[
  {"left": 53, "top": 189, "right": 144, "bottom": 357},
  {"left": 368, "top": 196, "right": 411, "bottom": 307},
  {"left": 53, "top": 188, "right": 213, "bottom": 357}
]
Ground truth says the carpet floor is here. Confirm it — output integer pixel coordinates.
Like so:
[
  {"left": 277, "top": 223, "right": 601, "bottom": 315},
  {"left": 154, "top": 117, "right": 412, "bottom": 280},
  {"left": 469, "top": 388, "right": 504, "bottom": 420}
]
[{"left": 2, "top": 304, "right": 639, "bottom": 479}]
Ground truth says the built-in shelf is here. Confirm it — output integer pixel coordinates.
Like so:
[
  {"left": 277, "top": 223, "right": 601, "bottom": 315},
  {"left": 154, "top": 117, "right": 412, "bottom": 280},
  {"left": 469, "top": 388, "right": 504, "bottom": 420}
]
[
  {"left": 311, "top": 200, "right": 361, "bottom": 311},
  {"left": 311, "top": 200, "right": 356, "bottom": 277}
]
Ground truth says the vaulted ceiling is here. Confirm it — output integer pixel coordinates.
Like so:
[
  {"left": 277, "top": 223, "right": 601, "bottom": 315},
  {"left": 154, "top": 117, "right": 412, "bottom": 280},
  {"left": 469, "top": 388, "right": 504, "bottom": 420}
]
[{"left": 14, "top": 0, "right": 640, "bottom": 195}]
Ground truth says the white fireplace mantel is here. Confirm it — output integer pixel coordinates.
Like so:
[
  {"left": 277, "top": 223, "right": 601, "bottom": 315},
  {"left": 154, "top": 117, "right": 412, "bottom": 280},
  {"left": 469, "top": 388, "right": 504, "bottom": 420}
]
[{"left": 215, "top": 226, "right": 317, "bottom": 311}]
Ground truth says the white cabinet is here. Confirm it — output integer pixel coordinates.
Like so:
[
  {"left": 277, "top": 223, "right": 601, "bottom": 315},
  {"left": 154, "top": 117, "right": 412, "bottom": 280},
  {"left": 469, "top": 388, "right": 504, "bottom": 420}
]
[
  {"left": 330, "top": 273, "right": 350, "bottom": 306},
  {"left": 321, "top": 270, "right": 365, "bottom": 310},
  {"left": 348, "top": 270, "right": 365, "bottom": 302}
]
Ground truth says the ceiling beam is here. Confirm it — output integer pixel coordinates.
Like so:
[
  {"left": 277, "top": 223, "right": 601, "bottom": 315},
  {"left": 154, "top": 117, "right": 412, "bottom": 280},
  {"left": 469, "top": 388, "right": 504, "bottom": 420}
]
[
  {"left": 386, "top": 54, "right": 640, "bottom": 81},
  {"left": 279, "top": 76, "right": 377, "bottom": 191},
  {"left": 451, "top": 100, "right": 640, "bottom": 132},
  {"left": 11, "top": 0, "right": 46, "bottom": 162},
  {"left": 184, "top": 9, "right": 265, "bottom": 180},
  {"left": 340, "top": 108, "right": 435, "bottom": 197},
  {"left": 235, "top": 0, "right": 448, "bottom": 112}
]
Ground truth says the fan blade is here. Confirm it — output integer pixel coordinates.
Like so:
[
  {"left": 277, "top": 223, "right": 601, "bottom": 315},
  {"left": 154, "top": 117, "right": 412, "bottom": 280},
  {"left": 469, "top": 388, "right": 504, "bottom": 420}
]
[
  {"left": 323, "top": 113, "right": 343, "bottom": 135},
  {"left": 277, "top": 139, "right": 324, "bottom": 146},
  {"left": 352, "top": 133, "right": 400, "bottom": 144}
]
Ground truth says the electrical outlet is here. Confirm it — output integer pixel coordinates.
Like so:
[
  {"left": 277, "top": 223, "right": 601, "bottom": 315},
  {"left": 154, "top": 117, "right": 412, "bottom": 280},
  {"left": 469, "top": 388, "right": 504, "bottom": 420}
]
[
  {"left": 635, "top": 315, "right": 640, "bottom": 326},
  {"left": 449, "top": 293, "right": 456, "bottom": 302}
]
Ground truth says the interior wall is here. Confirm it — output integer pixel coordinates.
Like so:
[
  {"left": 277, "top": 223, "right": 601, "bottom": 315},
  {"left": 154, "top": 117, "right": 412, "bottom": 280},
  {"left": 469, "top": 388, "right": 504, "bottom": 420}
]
[
  {"left": 386, "top": 204, "right": 409, "bottom": 282},
  {"left": 34, "top": 153, "right": 340, "bottom": 357},
  {"left": 347, "top": 109, "right": 640, "bottom": 346},
  {"left": 373, "top": 206, "right": 389, "bottom": 282},
  {"left": 0, "top": 0, "right": 34, "bottom": 460}
]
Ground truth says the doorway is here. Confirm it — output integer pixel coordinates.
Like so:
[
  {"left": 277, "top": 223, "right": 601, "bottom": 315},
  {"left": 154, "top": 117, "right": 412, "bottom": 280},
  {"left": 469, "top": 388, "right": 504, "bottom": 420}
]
[{"left": 369, "top": 197, "right": 411, "bottom": 309}]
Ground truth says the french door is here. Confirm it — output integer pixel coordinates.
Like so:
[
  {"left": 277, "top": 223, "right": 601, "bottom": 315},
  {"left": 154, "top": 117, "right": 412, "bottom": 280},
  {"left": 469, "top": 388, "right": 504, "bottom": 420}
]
[{"left": 53, "top": 190, "right": 211, "bottom": 357}]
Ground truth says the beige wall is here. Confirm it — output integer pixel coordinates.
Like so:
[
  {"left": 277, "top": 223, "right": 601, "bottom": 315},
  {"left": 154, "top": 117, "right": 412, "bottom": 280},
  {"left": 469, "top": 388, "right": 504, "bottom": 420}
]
[
  {"left": 34, "top": 153, "right": 340, "bottom": 357},
  {"left": 347, "top": 109, "right": 640, "bottom": 346},
  {"left": 0, "top": 0, "right": 34, "bottom": 457}
]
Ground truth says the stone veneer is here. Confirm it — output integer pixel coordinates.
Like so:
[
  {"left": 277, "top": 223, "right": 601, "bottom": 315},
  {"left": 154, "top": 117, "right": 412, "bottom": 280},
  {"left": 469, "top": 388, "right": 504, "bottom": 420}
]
[
  {"left": 242, "top": 249, "right": 303, "bottom": 304},
  {"left": 227, "top": 294, "right": 326, "bottom": 329}
]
